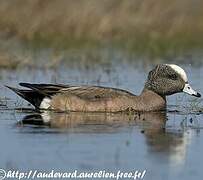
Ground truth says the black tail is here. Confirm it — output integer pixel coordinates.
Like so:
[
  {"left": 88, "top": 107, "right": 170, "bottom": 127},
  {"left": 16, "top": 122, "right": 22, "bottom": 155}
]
[
  {"left": 6, "top": 86, "right": 45, "bottom": 109},
  {"left": 6, "top": 83, "right": 68, "bottom": 109},
  {"left": 20, "top": 114, "right": 49, "bottom": 126}
]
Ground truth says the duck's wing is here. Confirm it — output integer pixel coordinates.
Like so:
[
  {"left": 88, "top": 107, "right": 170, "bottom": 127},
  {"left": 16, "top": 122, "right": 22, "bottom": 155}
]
[
  {"left": 6, "top": 83, "right": 69, "bottom": 109},
  {"left": 7, "top": 83, "right": 136, "bottom": 109},
  {"left": 59, "top": 86, "right": 135, "bottom": 100}
]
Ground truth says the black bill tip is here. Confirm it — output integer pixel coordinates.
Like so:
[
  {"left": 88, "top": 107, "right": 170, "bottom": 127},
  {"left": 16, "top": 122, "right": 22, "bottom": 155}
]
[{"left": 193, "top": 92, "right": 201, "bottom": 98}]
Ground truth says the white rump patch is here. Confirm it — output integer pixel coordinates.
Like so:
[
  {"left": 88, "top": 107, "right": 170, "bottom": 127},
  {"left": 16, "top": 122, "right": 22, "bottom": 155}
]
[
  {"left": 40, "top": 97, "right": 51, "bottom": 109},
  {"left": 167, "top": 64, "right": 188, "bottom": 82}
]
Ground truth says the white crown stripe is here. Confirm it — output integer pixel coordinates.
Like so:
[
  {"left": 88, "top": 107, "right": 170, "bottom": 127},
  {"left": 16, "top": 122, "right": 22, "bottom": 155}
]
[{"left": 167, "top": 64, "right": 188, "bottom": 82}]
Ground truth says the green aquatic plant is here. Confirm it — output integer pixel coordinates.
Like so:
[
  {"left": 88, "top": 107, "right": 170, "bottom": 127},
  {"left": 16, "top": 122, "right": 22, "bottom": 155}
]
[
  {"left": 0, "top": 97, "right": 8, "bottom": 108},
  {"left": 187, "top": 98, "right": 203, "bottom": 112},
  {"left": 175, "top": 94, "right": 203, "bottom": 113}
]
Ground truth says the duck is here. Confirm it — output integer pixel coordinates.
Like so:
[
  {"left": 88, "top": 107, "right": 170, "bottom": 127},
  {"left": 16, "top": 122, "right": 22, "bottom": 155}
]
[{"left": 7, "top": 64, "right": 201, "bottom": 112}]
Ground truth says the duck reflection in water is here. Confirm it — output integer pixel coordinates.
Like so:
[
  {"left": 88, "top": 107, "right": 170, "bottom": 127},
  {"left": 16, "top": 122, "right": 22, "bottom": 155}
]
[
  {"left": 18, "top": 111, "right": 185, "bottom": 157},
  {"left": 18, "top": 111, "right": 166, "bottom": 132},
  {"left": 17, "top": 111, "right": 191, "bottom": 168}
]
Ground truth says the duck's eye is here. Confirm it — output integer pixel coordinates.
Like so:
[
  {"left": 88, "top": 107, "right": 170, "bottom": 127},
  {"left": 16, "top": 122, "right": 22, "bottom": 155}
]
[{"left": 169, "top": 74, "right": 178, "bottom": 80}]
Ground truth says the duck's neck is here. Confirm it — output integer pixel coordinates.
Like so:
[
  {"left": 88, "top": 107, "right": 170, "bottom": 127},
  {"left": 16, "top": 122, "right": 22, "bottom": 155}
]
[{"left": 135, "top": 88, "right": 166, "bottom": 111}]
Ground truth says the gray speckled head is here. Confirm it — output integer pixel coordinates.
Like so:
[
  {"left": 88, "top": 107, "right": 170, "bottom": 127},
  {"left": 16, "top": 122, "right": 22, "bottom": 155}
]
[{"left": 144, "top": 64, "right": 201, "bottom": 97}]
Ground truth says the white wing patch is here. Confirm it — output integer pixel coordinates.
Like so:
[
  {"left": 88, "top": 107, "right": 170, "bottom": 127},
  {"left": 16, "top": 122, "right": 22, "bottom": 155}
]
[
  {"left": 167, "top": 64, "right": 188, "bottom": 82},
  {"left": 67, "top": 86, "right": 81, "bottom": 90},
  {"left": 40, "top": 97, "right": 51, "bottom": 109},
  {"left": 60, "top": 86, "right": 81, "bottom": 91}
]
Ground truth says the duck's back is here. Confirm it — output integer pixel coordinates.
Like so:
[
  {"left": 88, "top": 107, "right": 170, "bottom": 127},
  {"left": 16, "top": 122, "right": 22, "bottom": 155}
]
[
  {"left": 58, "top": 86, "right": 135, "bottom": 100},
  {"left": 50, "top": 86, "right": 137, "bottom": 112}
]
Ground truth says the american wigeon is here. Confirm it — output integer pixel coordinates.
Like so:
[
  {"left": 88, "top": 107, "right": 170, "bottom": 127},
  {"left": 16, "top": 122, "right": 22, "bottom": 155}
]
[{"left": 7, "top": 64, "right": 201, "bottom": 112}]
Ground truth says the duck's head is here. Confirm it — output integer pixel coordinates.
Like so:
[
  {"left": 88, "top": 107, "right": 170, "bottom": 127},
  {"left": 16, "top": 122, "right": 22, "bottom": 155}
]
[{"left": 144, "top": 64, "right": 201, "bottom": 97}]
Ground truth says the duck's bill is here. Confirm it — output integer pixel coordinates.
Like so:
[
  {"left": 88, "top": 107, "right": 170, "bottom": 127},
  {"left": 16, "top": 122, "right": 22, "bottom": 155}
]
[{"left": 183, "top": 83, "right": 201, "bottom": 97}]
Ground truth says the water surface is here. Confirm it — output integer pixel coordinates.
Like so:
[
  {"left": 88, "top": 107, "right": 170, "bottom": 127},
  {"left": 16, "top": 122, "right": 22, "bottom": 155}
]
[{"left": 0, "top": 54, "right": 203, "bottom": 180}]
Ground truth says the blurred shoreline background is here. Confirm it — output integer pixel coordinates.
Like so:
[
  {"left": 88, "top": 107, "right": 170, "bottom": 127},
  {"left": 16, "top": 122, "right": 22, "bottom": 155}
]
[{"left": 0, "top": 0, "right": 203, "bottom": 69}]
